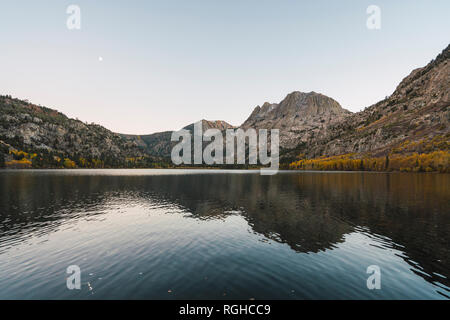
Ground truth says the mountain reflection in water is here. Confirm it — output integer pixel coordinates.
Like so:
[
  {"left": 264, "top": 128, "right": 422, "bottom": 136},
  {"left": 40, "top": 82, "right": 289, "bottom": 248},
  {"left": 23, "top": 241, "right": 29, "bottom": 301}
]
[{"left": 0, "top": 170, "right": 449, "bottom": 299}]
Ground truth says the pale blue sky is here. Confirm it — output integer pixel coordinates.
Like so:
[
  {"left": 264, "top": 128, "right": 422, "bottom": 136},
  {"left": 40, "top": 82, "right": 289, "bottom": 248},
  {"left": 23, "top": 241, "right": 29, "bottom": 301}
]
[{"left": 1, "top": 0, "right": 449, "bottom": 134}]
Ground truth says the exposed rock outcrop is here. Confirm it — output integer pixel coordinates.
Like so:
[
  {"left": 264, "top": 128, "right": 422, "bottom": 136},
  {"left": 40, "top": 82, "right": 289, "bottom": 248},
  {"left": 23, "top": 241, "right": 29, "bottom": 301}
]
[
  {"left": 292, "top": 44, "right": 450, "bottom": 159},
  {"left": 241, "top": 91, "right": 351, "bottom": 148}
]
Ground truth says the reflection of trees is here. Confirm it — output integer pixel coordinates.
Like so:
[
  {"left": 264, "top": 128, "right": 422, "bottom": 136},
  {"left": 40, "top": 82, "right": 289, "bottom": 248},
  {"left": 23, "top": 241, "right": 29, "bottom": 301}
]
[
  {"left": 286, "top": 172, "right": 450, "bottom": 291},
  {"left": 0, "top": 171, "right": 449, "bottom": 290}
]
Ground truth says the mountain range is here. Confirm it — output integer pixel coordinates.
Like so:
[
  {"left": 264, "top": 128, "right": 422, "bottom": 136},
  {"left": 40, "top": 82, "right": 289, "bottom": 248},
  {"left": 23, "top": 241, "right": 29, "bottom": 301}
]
[{"left": 1, "top": 44, "right": 449, "bottom": 171}]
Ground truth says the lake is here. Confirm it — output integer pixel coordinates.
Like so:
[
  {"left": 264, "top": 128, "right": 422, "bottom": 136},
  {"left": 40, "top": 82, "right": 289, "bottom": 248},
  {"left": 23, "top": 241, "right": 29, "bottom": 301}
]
[{"left": 0, "top": 169, "right": 449, "bottom": 299}]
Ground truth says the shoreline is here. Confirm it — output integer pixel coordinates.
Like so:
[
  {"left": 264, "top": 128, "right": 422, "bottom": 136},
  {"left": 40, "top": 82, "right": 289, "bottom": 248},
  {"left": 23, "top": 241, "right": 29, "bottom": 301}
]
[{"left": 1, "top": 167, "right": 448, "bottom": 174}]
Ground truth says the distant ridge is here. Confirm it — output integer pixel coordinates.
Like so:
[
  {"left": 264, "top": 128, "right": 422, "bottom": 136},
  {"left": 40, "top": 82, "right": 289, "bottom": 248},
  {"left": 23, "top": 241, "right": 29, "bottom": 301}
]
[{"left": 121, "top": 119, "right": 235, "bottom": 158}]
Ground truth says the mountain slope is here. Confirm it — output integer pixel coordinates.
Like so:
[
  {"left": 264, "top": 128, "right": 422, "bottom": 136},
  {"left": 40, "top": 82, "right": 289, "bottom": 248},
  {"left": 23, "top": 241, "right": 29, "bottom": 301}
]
[
  {"left": 296, "top": 44, "right": 449, "bottom": 159},
  {"left": 0, "top": 96, "right": 159, "bottom": 168},
  {"left": 121, "top": 120, "right": 235, "bottom": 158},
  {"left": 288, "top": 44, "right": 450, "bottom": 172}
]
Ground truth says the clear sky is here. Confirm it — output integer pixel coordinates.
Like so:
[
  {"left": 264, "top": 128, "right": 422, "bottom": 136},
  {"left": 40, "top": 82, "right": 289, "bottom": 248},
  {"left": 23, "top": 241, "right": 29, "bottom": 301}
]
[{"left": 1, "top": 0, "right": 449, "bottom": 134}]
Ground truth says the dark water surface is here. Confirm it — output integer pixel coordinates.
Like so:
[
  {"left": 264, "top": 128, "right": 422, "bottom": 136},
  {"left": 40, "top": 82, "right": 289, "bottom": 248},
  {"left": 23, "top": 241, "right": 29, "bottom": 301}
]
[{"left": 0, "top": 169, "right": 449, "bottom": 299}]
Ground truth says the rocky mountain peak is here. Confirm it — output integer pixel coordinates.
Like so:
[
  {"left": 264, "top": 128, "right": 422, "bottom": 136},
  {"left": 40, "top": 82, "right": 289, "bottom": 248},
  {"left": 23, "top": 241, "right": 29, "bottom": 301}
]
[
  {"left": 291, "top": 43, "right": 450, "bottom": 159},
  {"left": 182, "top": 119, "right": 235, "bottom": 132},
  {"left": 200, "top": 119, "right": 236, "bottom": 131},
  {"left": 276, "top": 91, "right": 346, "bottom": 118},
  {"left": 386, "top": 44, "right": 450, "bottom": 112},
  {"left": 240, "top": 91, "right": 351, "bottom": 147}
]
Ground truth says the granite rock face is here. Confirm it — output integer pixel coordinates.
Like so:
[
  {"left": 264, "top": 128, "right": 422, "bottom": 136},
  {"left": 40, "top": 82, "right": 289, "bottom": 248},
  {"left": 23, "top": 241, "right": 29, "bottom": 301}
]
[
  {"left": 242, "top": 44, "right": 449, "bottom": 162},
  {"left": 241, "top": 91, "right": 352, "bottom": 148},
  {"left": 292, "top": 44, "right": 450, "bottom": 159},
  {"left": 0, "top": 97, "right": 142, "bottom": 161}
]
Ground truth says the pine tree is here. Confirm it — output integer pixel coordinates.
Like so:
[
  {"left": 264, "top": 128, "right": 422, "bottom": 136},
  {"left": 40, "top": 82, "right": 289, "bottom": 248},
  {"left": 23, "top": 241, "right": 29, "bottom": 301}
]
[{"left": 0, "top": 153, "right": 5, "bottom": 168}]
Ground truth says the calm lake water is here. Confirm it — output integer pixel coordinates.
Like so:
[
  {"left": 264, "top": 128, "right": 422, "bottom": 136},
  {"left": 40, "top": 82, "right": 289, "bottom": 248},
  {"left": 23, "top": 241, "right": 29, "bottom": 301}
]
[{"left": 0, "top": 169, "right": 449, "bottom": 299}]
